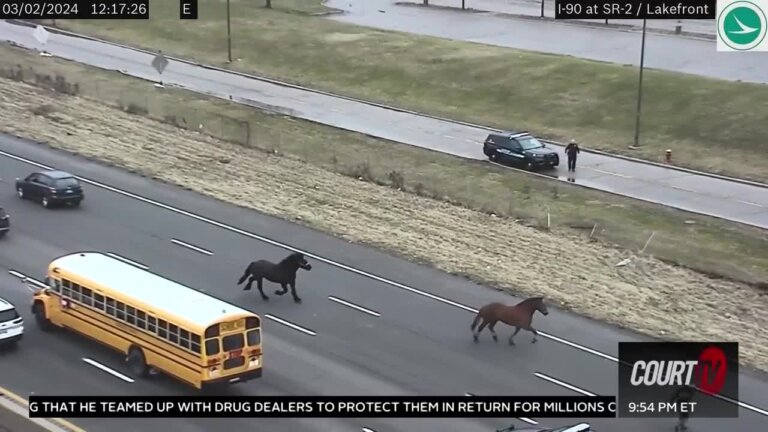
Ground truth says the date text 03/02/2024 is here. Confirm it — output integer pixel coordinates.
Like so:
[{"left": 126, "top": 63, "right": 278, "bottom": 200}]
[
  {"left": 554, "top": 0, "right": 716, "bottom": 20},
  {"left": 0, "top": 0, "right": 149, "bottom": 20}
]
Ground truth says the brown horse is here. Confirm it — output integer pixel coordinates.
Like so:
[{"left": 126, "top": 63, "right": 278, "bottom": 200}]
[{"left": 471, "top": 297, "right": 549, "bottom": 345}]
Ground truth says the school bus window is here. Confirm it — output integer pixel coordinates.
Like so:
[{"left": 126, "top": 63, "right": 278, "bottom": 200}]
[
  {"left": 205, "top": 338, "right": 220, "bottom": 356},
  {"left": 158, "top": 319, "right": 168, "bottom": 339},
  {"left": 205, "top": 326, "right": 219, "bottom": 338},
  {"left": 247, "top": 329, "right": 261, "bottom": 346},
  {"left": 50, "top": 279, "right": 61, "bottom": 293},
  {"left": 106, "top": 298, "right": 116, "bottom": 316},
  {"left": 61, "top": 279, "right": 72, "bottom": 298},
  {"left": 179, "top": 329, "right": 190, "bottom": 349},
  {"left": 136, "top": 310, "right": 146, "bottom": 329},
  {"left": 222, "top": 333, "right": 244, "bottom": 351},
  {"left": 147, "top": 316, "right": 157, "bottom": 333},
  {"left": 81, "top": 287, "right": 93, "bottom": 307},
  {"left": 191, "top": 334, "right": 201, "bottom": 354},
  {"left": 168, "top": 323, "right": 179, "bottom": 344},
  {"left": 70, "top": 283, "right": 82, "bottom": 303},
  {"left": 93, "top": 293, "right": 105, "bottom": 311},
  {"left": 126, "top": 306, "right": 136, "bottom": 326},
  {"left": 246, "top": 317, "right": 260, "bottom": 329},
  {"left": 115, "top": 301, "right": 126, "bottom": 321}
]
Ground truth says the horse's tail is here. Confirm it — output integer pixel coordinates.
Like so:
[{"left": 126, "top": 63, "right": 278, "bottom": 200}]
[
  {"left": 237, "top": 263, "right": 251, "bottom": 285},
  {"left": 470, "top": 312, "right": 482, "bottom": 331}
]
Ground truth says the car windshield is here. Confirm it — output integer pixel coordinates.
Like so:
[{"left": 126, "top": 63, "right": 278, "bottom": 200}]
[
  {"left": 0, "top": 308, "right": 19, "bottom": 322},
  {"left": 54, "top": 177, "right": 79, "bottom": 188},
  {"left": 518, "top": 137, "right": 544, "bottom": 150}
]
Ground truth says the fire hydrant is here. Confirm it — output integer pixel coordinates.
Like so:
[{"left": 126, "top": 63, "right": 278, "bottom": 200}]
[{"left": 665, "top": 149, "right": 672, "bottom": 163}]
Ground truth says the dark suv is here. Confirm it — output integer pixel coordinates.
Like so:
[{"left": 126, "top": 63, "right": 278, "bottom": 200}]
[
  {"left": 0, "top": 207, "right": 9, "bottom": 238},
  {"left": 16, "top": 170, "right": 84, "bottom": 208},
  {"left": 483, "top": 132, "right": 559, "bottom": 170}
]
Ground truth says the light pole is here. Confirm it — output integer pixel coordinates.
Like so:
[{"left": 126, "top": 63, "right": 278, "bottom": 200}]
[
  {"left": 226, "top": 0, "right": 232, "bottom": 63},
  {"left": 633, "top": 18, "right": 647, "bottom": 148}
]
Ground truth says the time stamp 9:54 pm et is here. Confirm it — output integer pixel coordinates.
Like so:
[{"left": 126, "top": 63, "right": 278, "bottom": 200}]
[{"left": 554, "top": 0, "right": 716, "bottom": 20}]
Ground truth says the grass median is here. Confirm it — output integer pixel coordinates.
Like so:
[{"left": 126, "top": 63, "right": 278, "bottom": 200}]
[
  {"left": 1, "top": 43, "right": 767, "bottom": 371},
  {"left": 45, "top": 0, "right": 768, "bottom": 183}
]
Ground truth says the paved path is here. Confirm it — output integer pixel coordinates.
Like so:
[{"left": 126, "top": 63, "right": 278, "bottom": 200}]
[
  {"left": 0, "top": 21, "right": 766, "bottom": 229},
  {"left": 1, "top": 135, "right": 767, "bottom": 432},
  {"left": 397, "top": 0, "right": 716, "bottom": 37},
  {"left": 326, "top": 0, "right": 768, "bottom": 83}
]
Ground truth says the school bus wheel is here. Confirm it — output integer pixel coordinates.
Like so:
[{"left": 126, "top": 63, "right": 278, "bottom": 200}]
[
  {"left": 32, "top": 301, "right": 53, "bottom": 332},
  {"left": 127, "top": 346, "right": 149, "bottom": 378}
]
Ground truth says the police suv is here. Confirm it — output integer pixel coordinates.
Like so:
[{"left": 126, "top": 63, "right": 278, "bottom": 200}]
[
  {"left": 0, "top": 296, "right": 23, "bottom": 346},
  {"left": 483, "top": 131, "right": 559, "bottom": 171}
]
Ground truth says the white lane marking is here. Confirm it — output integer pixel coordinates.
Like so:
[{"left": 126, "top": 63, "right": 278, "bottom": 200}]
[
  {"left": 465, "top": 392, "right": 538, "bottom": 424},
  {"left": 738, "top": 200, "right": 766, "bottom": 208},
  {"left": 1, "top": 148, "right": 766, "bottom": 418},
  {"left": 534, "top": 372, "right": 596, "bottom": 397},
  {"left": 106, "top": 252, "right": 149, "bottom": 270},
  {"left": 23, "top": 277, "right": 47, "bottom": 290},
  {"left": 170, "top": 238, "right": 214, "bottom": 256},
  {"left": 82, "top": 357, "right": 135, "bottom": 383},
  {"left": 265, "top": 314, "right": 316, "bottom": 336},
  {"left": 328, "top": 296, "right": 381, "bottom": 317},
  {"left": 8, "top": 270, "right": 26, "bottom": 279},
  {"left": 443, "top": 135, "right": 456, "bottom": 139},
  {"left": 591, "top": 168, "right": 632, "bottom": 178},
  {"left": 362, "top": 428, "right": 377, "bottom": 432}
]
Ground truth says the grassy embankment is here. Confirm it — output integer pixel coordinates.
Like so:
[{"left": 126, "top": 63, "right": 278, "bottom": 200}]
[
  {"left": 1, "top": 42, "right": 767, "bottom": 370},
  {"left": 47, "top": 0, "right": 768, "bottom": 182}
]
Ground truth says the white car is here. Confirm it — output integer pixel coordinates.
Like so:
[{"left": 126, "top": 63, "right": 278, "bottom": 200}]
[{"left": 0, "top": 297, "right": 24, "bottom": 346}]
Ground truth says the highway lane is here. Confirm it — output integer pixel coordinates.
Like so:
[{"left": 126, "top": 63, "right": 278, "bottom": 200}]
[
  {"left": 0, "top": 137, "right": 767, "bottom": 431},
  {"left": 1, "top": 23, "right": 767, "bottom": 230}
]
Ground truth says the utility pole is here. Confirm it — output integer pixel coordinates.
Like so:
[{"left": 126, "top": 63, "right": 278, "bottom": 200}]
[
  {"left": 226, "top": 0, "right": 232, "bottom": 62},
  {"left": 633, "top": 18, "right": 647, "bottom": 148}
]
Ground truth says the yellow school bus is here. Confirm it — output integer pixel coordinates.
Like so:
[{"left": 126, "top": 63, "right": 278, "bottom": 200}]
[{"left": 31, "top": 251, "right": 263, "bottom": 390}]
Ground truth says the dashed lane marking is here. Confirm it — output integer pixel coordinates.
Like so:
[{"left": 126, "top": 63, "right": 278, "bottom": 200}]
[
  {"left": 328, "top": 296, "right": 381, "bottom": 317},
  {"left": 170, "top": 238, "right": 214, "bottom": 256},
  {"left": 534, "top": 372, "right": 596, "bottom": 397},
  {"left": 82, "top": 358, "right": 134, "bottom": 383},
  {"left": 265, "top": 314, "right": 316, "bottom": 336},
  {"left": 106, "top": 252, "right": 149, "bottom": 270}
]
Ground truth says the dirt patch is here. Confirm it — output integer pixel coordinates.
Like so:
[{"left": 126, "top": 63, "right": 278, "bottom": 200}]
[{"left": 1, "top": 77, "right": 767, "bottom": 372}]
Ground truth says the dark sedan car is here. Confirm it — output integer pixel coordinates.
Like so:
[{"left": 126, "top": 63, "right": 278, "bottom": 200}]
[
  {"left": 0, "top": 207, "right": 9, "bottom": 238},
  {"left": 483, "top": 131, "right": 559, "bottom": 171},
  {"left": 498, "top": 422, "right": 592, "bottom": 432},
  {"left": 15, "top": 170, "right": 84, "bottom": 208}
]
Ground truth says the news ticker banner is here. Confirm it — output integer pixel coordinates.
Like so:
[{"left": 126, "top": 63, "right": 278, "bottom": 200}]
[
  {"left": 618, "top": 342, "right": 739, "bottom": 418},
  {"left": 29, "top": 396, "right": 617, "bottom": 418},
  {"left": 0, "top": 0, "right": 200, "bottom": 20}
]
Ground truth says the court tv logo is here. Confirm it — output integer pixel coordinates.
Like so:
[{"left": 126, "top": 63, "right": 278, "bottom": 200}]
[
  {"left": 618, "top": 342, "right": 739, "bottom": 418},
  {"left": 717, "top": 0, "right": 768, "bottom": 51}
]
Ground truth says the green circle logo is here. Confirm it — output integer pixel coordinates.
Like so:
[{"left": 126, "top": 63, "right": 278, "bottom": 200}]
[{"left": 718, "top": 1, "right": 767, "bottom": 50}]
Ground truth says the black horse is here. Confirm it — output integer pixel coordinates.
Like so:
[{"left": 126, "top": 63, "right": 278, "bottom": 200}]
[{"left": 237, "top": 252, "right": 312, "bottom": 303}]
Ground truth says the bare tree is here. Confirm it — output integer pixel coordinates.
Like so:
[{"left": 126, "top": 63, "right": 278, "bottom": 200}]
[{"left": 266, "top": 0, "right": 272, "bottom": 8}]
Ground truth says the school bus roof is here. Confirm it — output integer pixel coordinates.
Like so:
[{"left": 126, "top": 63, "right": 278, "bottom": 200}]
[{"left": 49, "top": 252, "right": 255, "bottom": 331}]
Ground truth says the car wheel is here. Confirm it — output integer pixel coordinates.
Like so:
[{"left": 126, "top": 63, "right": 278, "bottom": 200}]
[
  {"left": 0, "top": 231, "right": 6, "bottom": 238},
  {"left": 525, "top": 161, "right": 534, "bottom": 171},
  {"left": 127, "top": 347, "right": 150, "bottom": 378},
  {"left": 16, "top": 188, "right": 24, "bottom": 199},
  {"left": 489, "top": 153, "right": 500, "bottom": 162},
  {"left": 71, "top": 200, "right": 82, "bottom": 207},
  {"left": 41, "top": 197, "right": 50, "bottom": 208}
]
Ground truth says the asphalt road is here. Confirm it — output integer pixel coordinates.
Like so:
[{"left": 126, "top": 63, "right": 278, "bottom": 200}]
[
  {"left": 327, "top": 0, "right": 768, "bottom": 83},
  {"left": 1, "top": 22, "right": 767, "bottom": 230},
  {"left": 0, "top": 135, "right": 767, "bottom": 432}
]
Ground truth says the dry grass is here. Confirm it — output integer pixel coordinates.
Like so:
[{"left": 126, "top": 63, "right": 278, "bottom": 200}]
[
  {"left": 52, "top": 0, "right": 768, "bottom": 182},
  {"left": 1, "top": 75, "right": 768, "bottom": 372}
]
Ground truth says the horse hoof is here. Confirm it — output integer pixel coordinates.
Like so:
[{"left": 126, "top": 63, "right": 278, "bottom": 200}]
[
  {"left": 472, "top": 336, "right": 478, "bottom": 343},
  {"left": 531, "top": 339, "right": 537, "bottom": 344},
  {"left": 275, "top": 290, "right": 286, "bottom": 296},
  {"left": 509, "top": 340, "right": 515, "bottom": 346},
  {"left": 294, "top": 298, "right": 302, "bottom": 304},
  {"left": 262, "top": 297, "right": 270, "bottom": 301}
]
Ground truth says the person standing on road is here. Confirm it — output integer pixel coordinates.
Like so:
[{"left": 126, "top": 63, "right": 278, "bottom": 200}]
[
  {"left": 565, "top": 139, "right": 580, "bottom": 172},
  {"left": 671, "top": 385, "right": 695, "bottom": 431}
]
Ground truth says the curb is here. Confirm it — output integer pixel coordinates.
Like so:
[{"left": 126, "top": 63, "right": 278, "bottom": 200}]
[
  {"left": 393, "top": 3, "right": 716, "bottom": 41},
  {"left": 6, "top": 20, "right": 767, "bottom": 189},
  {"left": 0, "top": 385, "right": 86, "bottom": 432}
]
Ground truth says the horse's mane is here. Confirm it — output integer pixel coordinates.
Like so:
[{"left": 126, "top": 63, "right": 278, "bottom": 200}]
[
  {"left": 278, "top": 252, "right": 302, "bottom": 265},
  {"left": 518, "top": 296, "right": 543, "bottom": 306}
]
